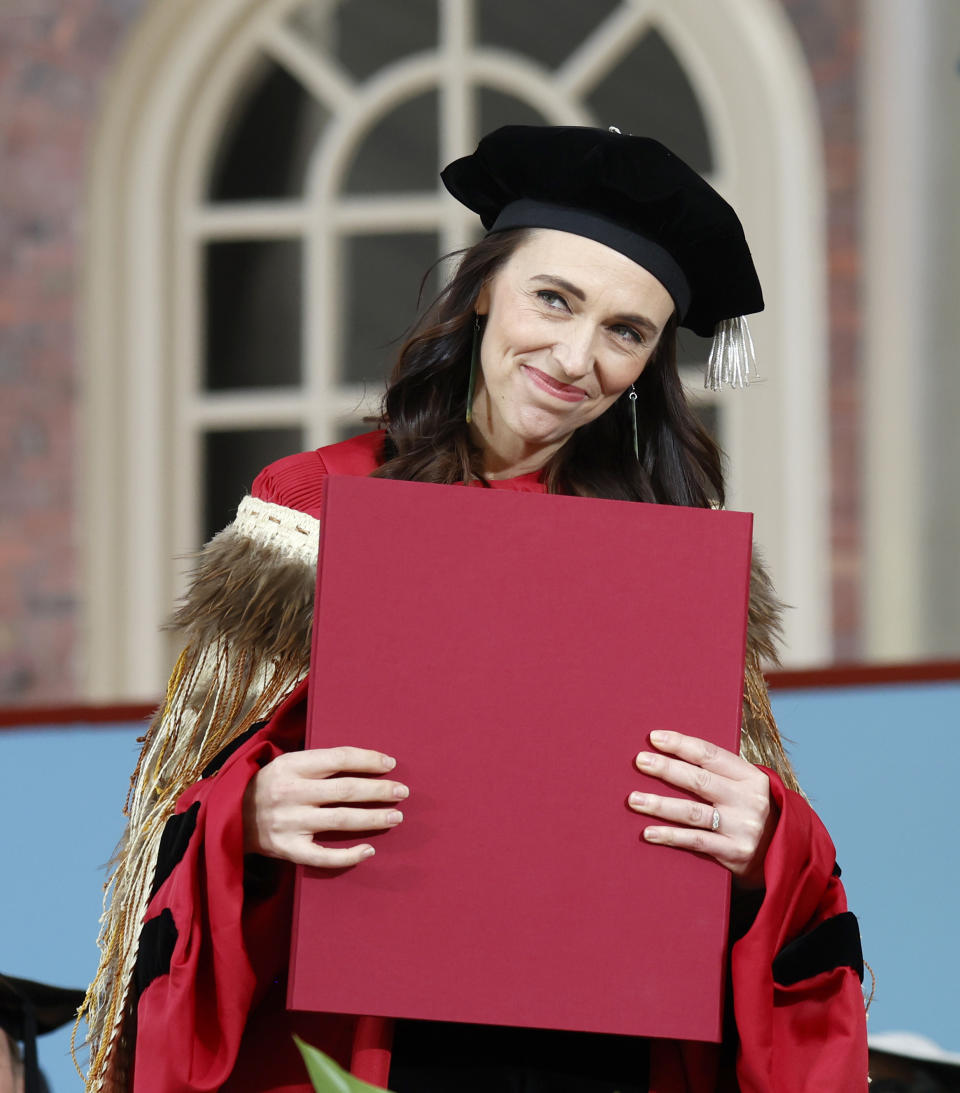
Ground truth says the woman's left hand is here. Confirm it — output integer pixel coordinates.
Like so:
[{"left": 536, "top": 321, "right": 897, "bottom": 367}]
[{"left": 628, "top": 729, "right": 776, "bottom": 889}]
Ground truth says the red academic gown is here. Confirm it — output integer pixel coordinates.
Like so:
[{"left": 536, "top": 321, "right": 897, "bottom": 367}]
[{"left": 131, "top": 432, "right": 868, "bottom": 1093}]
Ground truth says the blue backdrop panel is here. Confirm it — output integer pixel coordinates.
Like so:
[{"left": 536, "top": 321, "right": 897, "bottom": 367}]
[
  {"left": 1, "top": 681, "right": 957, "bottom": 1091},
  {"left": 772, "top": 682, "right": 960, "bottom": 1053},
  {"left": 0, "top": 723, "right": 144, "bottom": 1092}
]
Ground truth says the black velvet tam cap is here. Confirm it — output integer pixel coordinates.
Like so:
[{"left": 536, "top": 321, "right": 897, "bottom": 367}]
[{"left": 441, "top": 125, "right": 763, "bottom": 338}]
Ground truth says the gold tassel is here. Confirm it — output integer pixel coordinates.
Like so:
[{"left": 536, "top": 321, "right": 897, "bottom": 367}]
[
  {"left": 75, "top": 637, "right": 308, "bottom": 1092},
  {"left": 74, "top": 509, "right": 317, "bottom": 1092}
]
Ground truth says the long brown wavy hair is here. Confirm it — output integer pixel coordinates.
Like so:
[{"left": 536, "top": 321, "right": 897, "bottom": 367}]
[{"left": 374, "top": 228, "right": 724, "bottom": 508}]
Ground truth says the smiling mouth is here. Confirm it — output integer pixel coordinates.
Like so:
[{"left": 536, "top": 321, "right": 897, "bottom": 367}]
[{"left": 522, "top": 364, "right": 588, "bottom": 402}]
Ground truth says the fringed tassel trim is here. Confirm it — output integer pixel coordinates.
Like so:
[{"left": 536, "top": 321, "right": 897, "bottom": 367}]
[
  {"left": 75, "top": 501, "right": 319, "bottom": 1093},
  {"left": 76, "top": 640, "right": 308, "bottom": 1093}
]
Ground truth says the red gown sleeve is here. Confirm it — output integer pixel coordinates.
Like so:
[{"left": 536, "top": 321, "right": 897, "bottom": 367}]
[
  {"left": 131, "top": 682, "right": 354, "bottom": 1093},
  {"left": 729, "top": 771, "right": 868, "bottom": 1091},
  {"left": 649, "top": 772, "right": 869, "bottom": 1092},
  {"left": 130, "top": 432, "right": 388, "bottom": 1093}
]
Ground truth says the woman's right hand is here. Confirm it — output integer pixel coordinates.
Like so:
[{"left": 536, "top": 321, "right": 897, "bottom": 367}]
[{"left": 242, "top": 746, "right": 408, "bottom": 867}]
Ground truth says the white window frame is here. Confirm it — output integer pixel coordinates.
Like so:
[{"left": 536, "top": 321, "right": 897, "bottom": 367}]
[{"left": 83, "top": 0, "right": 828, "bottom": 700}]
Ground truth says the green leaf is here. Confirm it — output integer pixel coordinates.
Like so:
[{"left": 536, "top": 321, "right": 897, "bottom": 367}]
[{"left": 293, "top": 1036, "right": 393, "bottom": 1093}]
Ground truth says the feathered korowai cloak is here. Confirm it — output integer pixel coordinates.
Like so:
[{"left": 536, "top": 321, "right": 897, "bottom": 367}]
[{"left": 75, "top": 492, "right": 797, "bottom": 1093}]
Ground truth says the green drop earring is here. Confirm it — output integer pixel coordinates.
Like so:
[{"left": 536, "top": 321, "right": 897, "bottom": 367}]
[{"left": 465, "top": 314, "right": 481, "bottom": 424}]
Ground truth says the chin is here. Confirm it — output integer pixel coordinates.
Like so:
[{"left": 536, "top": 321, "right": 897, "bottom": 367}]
[{"left": 509, "top": 410, "right": 578, "bottom": 448}]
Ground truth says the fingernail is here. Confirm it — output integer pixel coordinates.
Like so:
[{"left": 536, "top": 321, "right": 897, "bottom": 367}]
[
  {"left": 361, "top": 846, "right": 376, "bottom": 858},
  {"left": 381, "top": 755, "right": 397, "bottom": 770},
  {"left": 635, "top": 752, "right": 653, "bottom": 768},
  {"left": 650, "top": 731, "right": 668, "bottom": 744},
  {"left": 643, "top": 828, "right": 662, "bottom": 843},
  {"left": 387, "top": 811, "right": 404, "bottom": 824},
  {"left": 393, "top": 784, "right": 409, "bottom": 799},
  {"left": 629, "top": 792, "right": 647, "bottom": 807}
]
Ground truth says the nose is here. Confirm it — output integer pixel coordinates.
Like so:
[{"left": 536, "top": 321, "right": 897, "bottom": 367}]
[{"left": 551, "top": 322, "right": 597, "bottom": 379}]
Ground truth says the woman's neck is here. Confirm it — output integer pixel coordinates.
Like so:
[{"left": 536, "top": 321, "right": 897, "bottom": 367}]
[
  {"left": 469, "top": 423, "right": 563, "bottom": 480},
  {"left": 468, "top": 388, "right": 566, "bottom": 480}
]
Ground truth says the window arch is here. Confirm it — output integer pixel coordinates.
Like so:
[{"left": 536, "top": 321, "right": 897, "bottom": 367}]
[{"left": 83, "top": 0, "right": 828, "bottom": 699}]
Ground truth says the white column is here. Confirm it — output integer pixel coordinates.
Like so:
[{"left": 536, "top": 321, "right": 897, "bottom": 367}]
[
  {"left": 861, "top": 0, "right": 934, "bottom": 659},
  {"left": 922, "top": 1, "right": 960, "bottom": 654}
]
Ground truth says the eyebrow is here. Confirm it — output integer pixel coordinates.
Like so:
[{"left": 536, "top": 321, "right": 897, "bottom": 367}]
[
  {"left": 529, "top": 274, "right": 662, "bottom": 338},
  {"left": 531, "top": 273, "right": 586, "bottom": 301}
]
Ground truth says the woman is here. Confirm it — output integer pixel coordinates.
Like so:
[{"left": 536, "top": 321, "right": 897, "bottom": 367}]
[{"left": 80, "top": 126, "right": 868, "bottom": 1093}]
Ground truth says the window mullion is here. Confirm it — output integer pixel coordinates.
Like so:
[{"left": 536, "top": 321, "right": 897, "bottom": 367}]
[
  {"left": 260, "top": 19, "right": 356, "bottom": 113},
  {"left": 335, "top": 195, "right": 445, "bottom": 232},
  {"left": 556, "top": 2, "right": 652, "bottom": 97},
  {"left": 192, "top": 203, "right": 310, "bottom": 238},
  {"left": 439, "top": 0, "right": 476, "bottom": 254},
  {"left": 190, "top": 391, "right": 312, "bottom": 427},
  {"left": 305, "top": 195, "right": 335, "bottom": 450}
]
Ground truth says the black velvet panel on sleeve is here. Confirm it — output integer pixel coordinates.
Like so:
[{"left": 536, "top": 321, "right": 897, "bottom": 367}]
[
  {"left": 149, "top": 801, "right": 201, "bottom": 901},
  {"left": 772, "top": 911, "right": 864, "bottom": 986},
  {"left": 243, "top": 853, "right": 283, "bottom": 901},
  {"left": 133, "top": 909, "right": 178, "bottom": 998}
]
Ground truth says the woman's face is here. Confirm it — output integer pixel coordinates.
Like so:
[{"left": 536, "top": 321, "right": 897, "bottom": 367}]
[{"left": 472, "top": 229, "right": 675, "bottom": 468}]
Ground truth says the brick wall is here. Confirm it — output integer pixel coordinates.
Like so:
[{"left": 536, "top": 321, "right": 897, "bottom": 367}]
[
  {"left": 0, "top": 0, "right": 864, "bottom": 704},
  {"left": 781, "top": 0, "right": 862, "bottom": 660},
  {"left": 0, "top": 1, "right": 147, "bottom": 703}
]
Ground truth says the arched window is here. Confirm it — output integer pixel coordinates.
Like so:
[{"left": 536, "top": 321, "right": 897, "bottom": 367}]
[{"left": 83, "top": 0, "right": 827, "bottom": 699}]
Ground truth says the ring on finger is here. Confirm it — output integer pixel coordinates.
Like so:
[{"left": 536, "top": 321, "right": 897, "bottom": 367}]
[{"left": 711, "top": 807, "right": 720, "bottom": 832}]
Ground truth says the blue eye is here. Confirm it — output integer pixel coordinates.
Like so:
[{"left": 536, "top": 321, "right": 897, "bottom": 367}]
[
  {"left": 611, "top": 324, "right": 644, "bottom": 346},
  {"left": 536, "top": 289, "right": 568, "bottom": 310}
]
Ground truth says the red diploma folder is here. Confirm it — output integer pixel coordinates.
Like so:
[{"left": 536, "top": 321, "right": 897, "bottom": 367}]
[{"left": 289, "top": 476, "right": 753, "bottom": 1042}]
